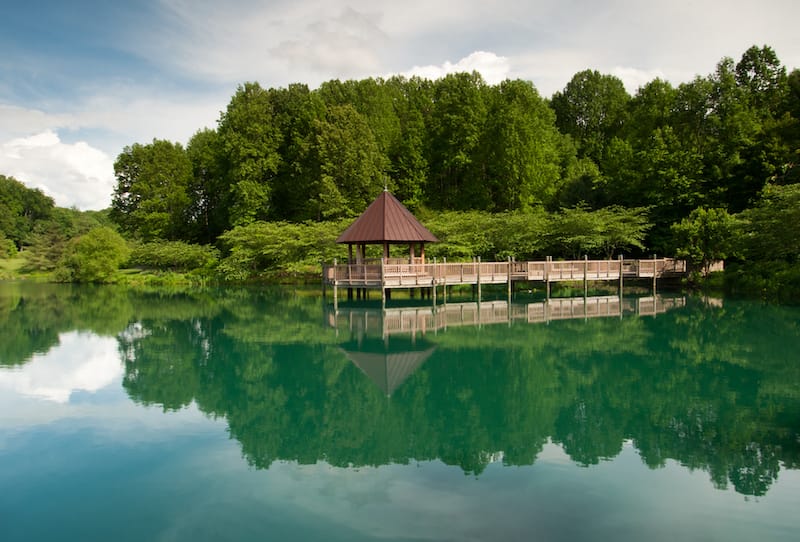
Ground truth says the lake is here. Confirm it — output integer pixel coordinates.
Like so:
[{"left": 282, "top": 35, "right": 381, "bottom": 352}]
[{"left": 1, "top": 282, "right": 798, "bottom": 541}]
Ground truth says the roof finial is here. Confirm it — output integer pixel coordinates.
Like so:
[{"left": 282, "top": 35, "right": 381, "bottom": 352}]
[{"left": 383, "top": 177, "right": 388, "bottom": 192}]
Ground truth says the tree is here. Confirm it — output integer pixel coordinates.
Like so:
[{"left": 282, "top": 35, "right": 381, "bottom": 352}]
[
  {"left": 311, "top": 104, "right": 386, "bottom": 219},
  {"left": 110, "top": 140, "right": 192, "bottom": 241},
  {"left": 0, "top": 174, "right": 54, "bottom": 249},
  {"left": 186, "top": 128, "right": 229, "bottom": 243},
  {"left": 56, "top": 226, "right": 130, "bottom": 283},
  {"left": 550, "top": 70, "right": 630, "bottom": 164},
  {"left": 739, "top": 183, "right": 800, "bottom": 262},
  {"left": 670, "top": 207, "right": 740, "bottom": 275},
  {"left": 735, "top": 45, "right": 787, "bottom": 114},
  {"left": 427, "top": 72, "right": 489, "bottom": 209},
  {"left": 217, "top": 82, "right": 283, "bottom": 226},
  {"left": 385, "top": 76, "right": 433, "bottom": 209},
  {"left": 267, "top": 84, "right": 327, "bottom": 222},
  {"left": 595, "top": 206, "right": 651, "bottom": 258},
  {"left": 481, "top": 79, "right": 563, "bottom": 210}
]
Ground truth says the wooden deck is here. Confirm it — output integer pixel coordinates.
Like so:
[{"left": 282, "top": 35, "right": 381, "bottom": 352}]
[
  {"left": 323, "top": 257, "right": 688, "bottom": 290},
  {"left": 327, "top": 295, "right": 686, "bottom": 338}
]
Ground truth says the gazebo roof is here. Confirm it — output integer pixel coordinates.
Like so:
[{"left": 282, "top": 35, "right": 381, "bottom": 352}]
[{"left": 336, "top": 191, "right": 438, "bottom": 244}]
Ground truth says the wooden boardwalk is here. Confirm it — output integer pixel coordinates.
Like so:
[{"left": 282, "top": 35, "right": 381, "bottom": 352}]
[
  {"left": 323, "top": 257, "right": 688, "bottom": 305},
  {"left": 327, "top": 295, "right": 686, "bottom": 339}
]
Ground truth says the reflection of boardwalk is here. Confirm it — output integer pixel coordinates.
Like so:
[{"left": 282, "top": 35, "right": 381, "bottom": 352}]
[{"left": 328, "top": 295, "right": 686, "bottom": 338}]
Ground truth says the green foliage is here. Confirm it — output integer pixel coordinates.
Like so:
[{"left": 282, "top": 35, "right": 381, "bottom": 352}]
[
  {"left": 1, "top": 234, "right": 16, "bottom": 258},
  {"left": 185, "top": 128, "right": 229, "bottom": 243},
  {"left": 423, "top": 206, "right": 650, "bottom": 262},
  {"left": 218, "top": 220, "right": 350, "bottom": 280},
  {"left": 312, "top": 104, "right": 387, "bottom": 219},
  {"left": 0, "top": 174, "right": 55, "bottom": 248},
  {"left": 23, "top": 207, "right": 106, "bottom": 272},
  {"left": 218, "top": 82, "right": 283, "bottom": 226},
  {"left": 482, "top": 79, "right": 564, "bottom": 209},
  {"left": 426, "top": 72, "right": 489, "bottom": 209},
  {"left": 739, "top": 183, "right": 800, "bottom": 262},
  {"left": 550, "top": 70, "right": 630, "bottom": 163},
  {"left": 56, "top": 227, "right": 131, "bottom": 283},
  {"left": 725, "top": 261, "right": 800, "bottom": 304},
  {"left": 670, "top": 207, "right": 741, "bottom": 275},
  {"left": 128, "top": 241, "right": 219, "bottom": 272},
  {"left": 110, "top": 139, "right": 193, "bottom": 240}
]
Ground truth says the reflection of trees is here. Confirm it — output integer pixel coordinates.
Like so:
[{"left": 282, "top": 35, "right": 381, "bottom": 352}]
[
  {"left": 114, "top": 293, "right": 800, "bottom": 496},
  {"left": 0, "top": 283, "right": 134, "bottom": 365},
  {"left": 3, "top": 282, "right": 797, "bottom": 496}
]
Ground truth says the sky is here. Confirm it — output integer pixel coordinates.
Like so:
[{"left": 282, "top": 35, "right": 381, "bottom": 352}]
[{"left": 1, "top": 0, "right": 799, "bottom": 211}]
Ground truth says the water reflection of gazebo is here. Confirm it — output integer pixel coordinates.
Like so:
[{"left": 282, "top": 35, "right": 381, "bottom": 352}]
[{"left": 340, "top": 338, "right": 436, "bottom": 397}]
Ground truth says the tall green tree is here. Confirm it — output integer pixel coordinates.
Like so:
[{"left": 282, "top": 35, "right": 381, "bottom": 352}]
[
  {"left": 110, "top": 139, "right": 192, "bottom": 241},
  {"left": 481, "top": 79, "right": 564, "bottom": 210},
  {"left": 550, "top": 70, "right": 630, "bottom": 164},
  {"left": 267, "top": 84, "right": 327, "bottom": 222},
  {"left": 385, "top": 76, "right": 433, "bottom": 209},
  {"left": 427, "top": 72, "right": 489, "bottom": 209},
  {"left": 311, "top": 104, "right": 387, "bottom": 219},
  {"left": 186, "top": 128, "right": 229, "bottom": 243},
  {"left": 217, "top": 82, "right": 283, "bottom": 226}
]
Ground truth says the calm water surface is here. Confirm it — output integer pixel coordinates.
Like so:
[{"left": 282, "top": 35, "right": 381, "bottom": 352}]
[{"left": 1, "top": 282, "right": 798, "bottom": 541}]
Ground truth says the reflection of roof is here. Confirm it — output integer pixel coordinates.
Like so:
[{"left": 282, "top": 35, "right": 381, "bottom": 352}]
[
  {"left": 336, "top": 191, "right": 439, "bottom": 244},
  {"left": 340, "top": 340, "right": 436, "bottom": 396}
]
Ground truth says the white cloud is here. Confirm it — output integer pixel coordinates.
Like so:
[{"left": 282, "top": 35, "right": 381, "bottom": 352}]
[
  {"left": 398, "top": 51, "right": 511, "bottom": 85},
  {"left": 0, "top": 331, "right": 122, "bottom": 403},
  {"left": 0, "top": 104, "right": 74, "bottom": 141},
  {"left": 611, "top": 67, "right": 669, "bottom": 95},
  {"left": 0, "top": 130, "right": 115, "bottom": 210}
]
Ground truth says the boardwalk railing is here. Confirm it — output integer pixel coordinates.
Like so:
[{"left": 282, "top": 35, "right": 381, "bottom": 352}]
[{"left": 323, "top": 258, "right": 689, "bottom": 289}]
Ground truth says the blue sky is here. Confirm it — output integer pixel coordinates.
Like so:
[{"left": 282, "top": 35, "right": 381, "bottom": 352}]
[{"left": 1, "top": 0, "right": 799, "bottom": 210}]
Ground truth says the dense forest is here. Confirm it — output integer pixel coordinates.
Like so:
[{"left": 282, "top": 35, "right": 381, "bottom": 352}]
[{"left": 1, "top": 45, "right": 799, "bottom": 299}]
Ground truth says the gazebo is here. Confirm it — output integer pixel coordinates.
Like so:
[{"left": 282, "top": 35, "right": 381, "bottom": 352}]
[{"left": 336, "top": 190, "right": 438, "bottom": 265}]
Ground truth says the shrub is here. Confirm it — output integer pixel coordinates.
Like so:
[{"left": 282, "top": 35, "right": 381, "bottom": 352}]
[
  {"left": 129, "top": 241, "right": 219, "bottom": 272},
  {"left": 56, "top": 227, "right": 130, "bottom": 283}
]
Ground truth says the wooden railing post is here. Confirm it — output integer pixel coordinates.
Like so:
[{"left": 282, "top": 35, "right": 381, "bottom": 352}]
[
  {"left": 507, "top": 256, "right": 512, "bottom": 302},
  {"left": 477, "top": 256, "right": 482, "bottom": 300},
  {"left": 433, "top": 258, "right": 437, "bottom": 305},
  {"left": 443, "top": 257, "right": 448, "bottom": 304},
  {"left": 583, "top": 255, "right": 588, "bottom": 296},
  {"left": 545, "top": 256, "right": 551, "bottom": 299}
]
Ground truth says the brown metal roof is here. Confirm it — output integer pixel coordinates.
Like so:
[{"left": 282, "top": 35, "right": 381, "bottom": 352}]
[{"left": 336, "top": 191, "right": 439, "bottom": 244}]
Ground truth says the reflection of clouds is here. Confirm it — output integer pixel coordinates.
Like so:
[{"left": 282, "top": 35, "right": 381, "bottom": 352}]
[{"left": 0, "top": 331, "right": 122, "bottom": 403}]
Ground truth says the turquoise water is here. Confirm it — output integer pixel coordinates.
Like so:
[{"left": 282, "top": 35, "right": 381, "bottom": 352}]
[{"left": 1, "top": 283, "right": 798, "bottom": 541}]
